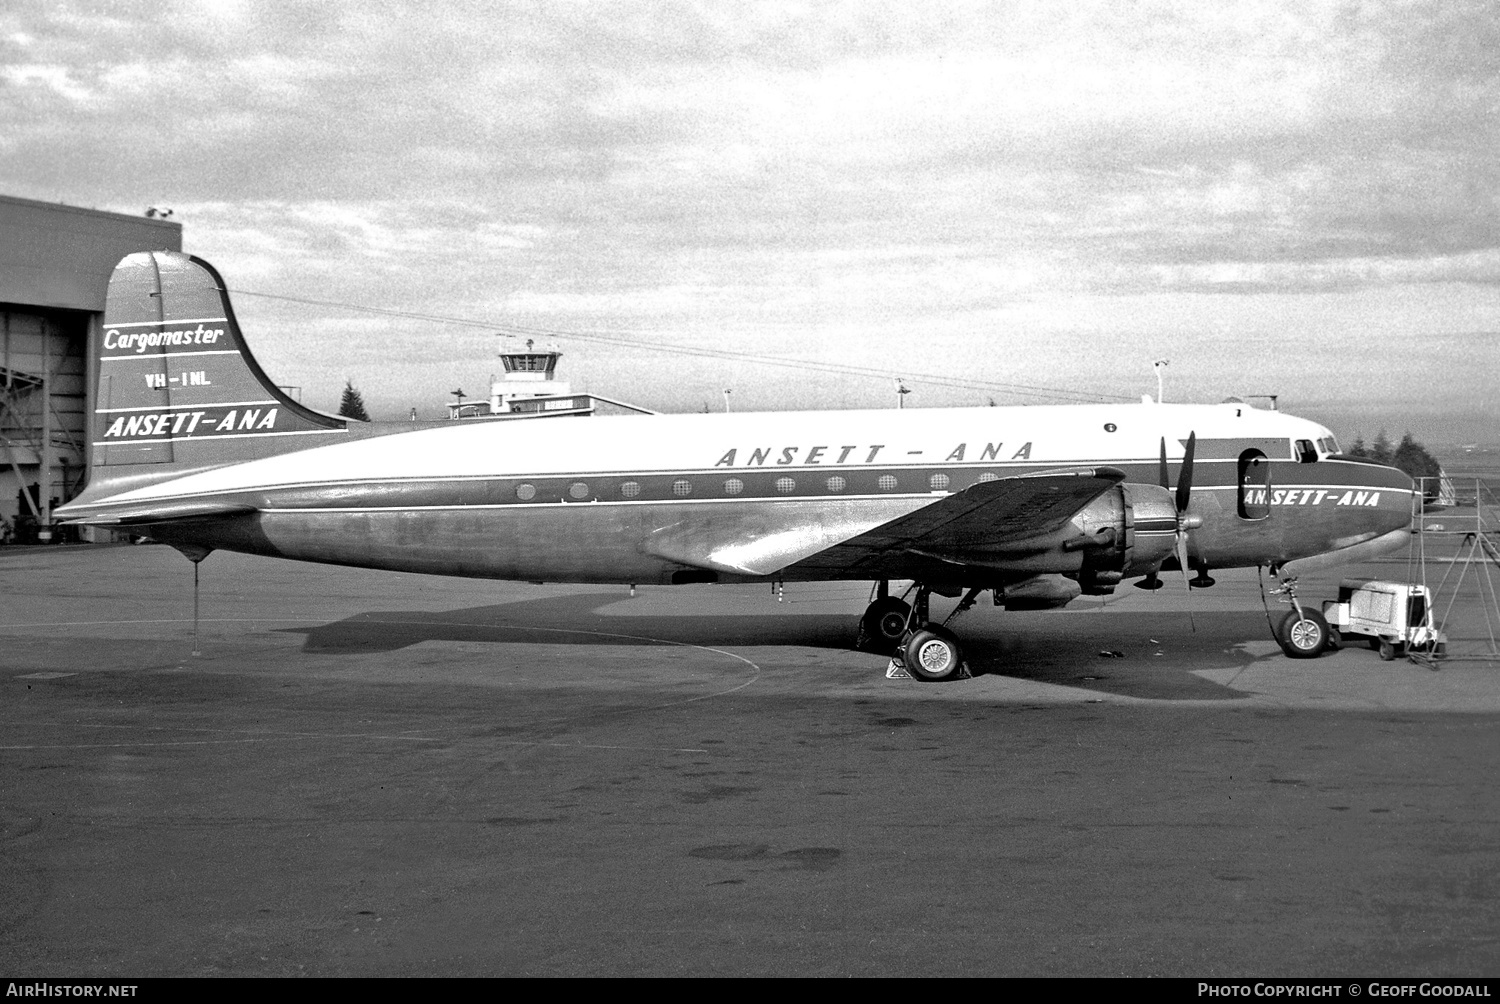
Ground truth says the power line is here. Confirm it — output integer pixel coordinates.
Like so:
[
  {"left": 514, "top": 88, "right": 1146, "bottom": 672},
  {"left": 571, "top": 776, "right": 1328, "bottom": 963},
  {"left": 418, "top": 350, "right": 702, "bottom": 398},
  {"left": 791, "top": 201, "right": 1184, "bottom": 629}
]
[{"left": 228, "top": 287, "right": 1134, "bottom": 405}]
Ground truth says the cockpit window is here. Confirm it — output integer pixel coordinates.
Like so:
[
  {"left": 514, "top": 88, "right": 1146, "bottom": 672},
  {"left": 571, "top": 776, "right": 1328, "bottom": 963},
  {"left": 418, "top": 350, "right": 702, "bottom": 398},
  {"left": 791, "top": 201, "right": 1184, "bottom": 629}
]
[
  {"left": 1295, "top": 439, "right": 1318, "bottom": 464},
  {"left": 1319, "top": 435, "right": 1340, "bottom": 455}
]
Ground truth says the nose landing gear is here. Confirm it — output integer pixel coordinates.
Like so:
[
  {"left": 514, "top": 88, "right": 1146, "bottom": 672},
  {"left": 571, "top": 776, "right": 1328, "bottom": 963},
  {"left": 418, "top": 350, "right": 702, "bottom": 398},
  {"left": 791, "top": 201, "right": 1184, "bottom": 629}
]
[{"left": 1265, "top": 570, "right": 1335, "bottom": 659}]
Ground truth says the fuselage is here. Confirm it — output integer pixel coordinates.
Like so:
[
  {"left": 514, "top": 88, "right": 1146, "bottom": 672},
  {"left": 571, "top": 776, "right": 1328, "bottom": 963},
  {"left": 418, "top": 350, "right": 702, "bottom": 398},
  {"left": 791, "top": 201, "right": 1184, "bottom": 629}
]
[{"left": 63, "top": 401, "right": 1416, "bottom": 586}]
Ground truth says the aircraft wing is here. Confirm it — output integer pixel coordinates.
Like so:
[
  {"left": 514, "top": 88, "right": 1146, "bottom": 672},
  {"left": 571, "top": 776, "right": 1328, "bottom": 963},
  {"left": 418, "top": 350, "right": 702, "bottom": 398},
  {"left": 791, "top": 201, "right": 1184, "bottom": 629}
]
[{"left": 646, "top": 467, "right": 1126, "bottom": 577}]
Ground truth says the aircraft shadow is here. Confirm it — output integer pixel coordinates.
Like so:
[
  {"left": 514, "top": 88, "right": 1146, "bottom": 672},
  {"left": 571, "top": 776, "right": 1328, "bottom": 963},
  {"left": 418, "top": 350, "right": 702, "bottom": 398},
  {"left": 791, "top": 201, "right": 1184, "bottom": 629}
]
[
  {"left": 279, "top": 591, "right": 855, "bottom": 653},
  {"left": 278, "top": 592, "right": 1283, "bottom": 701},
  {"left": 957, "top": 609, "right": 1280, "bottom": 700}
]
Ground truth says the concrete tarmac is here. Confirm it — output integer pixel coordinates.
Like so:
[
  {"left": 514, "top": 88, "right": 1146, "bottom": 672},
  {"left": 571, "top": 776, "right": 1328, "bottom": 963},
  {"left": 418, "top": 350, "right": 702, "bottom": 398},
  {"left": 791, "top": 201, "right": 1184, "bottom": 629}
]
[{"left": 2, "top": 543, "right": 1499, "bottom": 976}]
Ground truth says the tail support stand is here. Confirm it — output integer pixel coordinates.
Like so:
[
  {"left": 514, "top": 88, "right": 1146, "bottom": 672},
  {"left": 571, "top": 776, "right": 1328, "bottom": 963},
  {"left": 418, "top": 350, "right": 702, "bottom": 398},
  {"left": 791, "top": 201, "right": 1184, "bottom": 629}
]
[
  {"left": 173, "top": 545, "right": 213, "bottom": 658},
  {"left": 193, "top": 562, "right": 200, "bottom": 657}
]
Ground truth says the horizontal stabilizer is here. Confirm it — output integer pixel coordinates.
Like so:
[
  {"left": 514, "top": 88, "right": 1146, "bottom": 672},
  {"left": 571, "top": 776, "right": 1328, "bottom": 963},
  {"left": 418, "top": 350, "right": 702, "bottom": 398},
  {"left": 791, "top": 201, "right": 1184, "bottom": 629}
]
[{"left": 58, "top": 500, "right": 257, "bottom": 527}]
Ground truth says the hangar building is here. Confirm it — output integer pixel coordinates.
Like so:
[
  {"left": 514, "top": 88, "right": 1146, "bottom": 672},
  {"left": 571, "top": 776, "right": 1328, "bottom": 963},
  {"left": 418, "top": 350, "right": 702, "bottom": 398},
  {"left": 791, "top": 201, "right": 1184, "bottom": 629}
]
[{"left": 1, "top": 194, "right": 182, "bottom": 541}]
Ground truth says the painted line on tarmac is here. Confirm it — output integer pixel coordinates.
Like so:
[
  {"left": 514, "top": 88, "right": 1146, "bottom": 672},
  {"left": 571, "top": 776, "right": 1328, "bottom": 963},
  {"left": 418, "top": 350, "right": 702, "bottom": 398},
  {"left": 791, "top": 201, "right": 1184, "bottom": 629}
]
[
  {"left": 0, "top": 722, "right": 708, "bottom": 754},
  {"left": 349, "top": 617, "right": 765, "bottom": 713}
]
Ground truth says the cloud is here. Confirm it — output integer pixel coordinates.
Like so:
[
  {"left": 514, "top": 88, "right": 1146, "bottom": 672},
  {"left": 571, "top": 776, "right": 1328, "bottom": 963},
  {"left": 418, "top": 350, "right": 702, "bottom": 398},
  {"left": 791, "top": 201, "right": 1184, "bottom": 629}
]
[{"left": 1, "top": 1, "right": 1498, "bottom": 433}]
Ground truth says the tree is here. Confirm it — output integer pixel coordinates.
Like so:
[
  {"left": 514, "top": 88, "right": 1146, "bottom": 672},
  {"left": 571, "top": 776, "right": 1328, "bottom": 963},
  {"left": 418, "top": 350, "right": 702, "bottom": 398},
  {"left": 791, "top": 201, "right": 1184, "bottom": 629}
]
[
  {"left": 1371, "top": 429, "right": 1394, "bottom": 464},
  {"left": 338, "top": 379, "right": 371, "bottom": 421},
  {"left": 1392, "top": 431, "right": 1444, "bottom": 502},
  {"left": 1348, "top": 434, "right": 1368, "bottom": 458}
]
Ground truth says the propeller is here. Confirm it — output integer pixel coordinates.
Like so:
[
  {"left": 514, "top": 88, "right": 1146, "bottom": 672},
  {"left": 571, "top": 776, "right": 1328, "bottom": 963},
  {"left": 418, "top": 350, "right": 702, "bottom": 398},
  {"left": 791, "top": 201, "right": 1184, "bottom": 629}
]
[
  {"left": 1138, "top": 432, "right": 1206, "bottom": 624},
  {"left": 1173, "top": 432, "right": 1199, "bottom": 594},
  {"left": 1170, "top": 432, "right": 1201, "bottom": 630},
  {"left": 1137, "top": 431, "right": 1206, "bottom": 598}
]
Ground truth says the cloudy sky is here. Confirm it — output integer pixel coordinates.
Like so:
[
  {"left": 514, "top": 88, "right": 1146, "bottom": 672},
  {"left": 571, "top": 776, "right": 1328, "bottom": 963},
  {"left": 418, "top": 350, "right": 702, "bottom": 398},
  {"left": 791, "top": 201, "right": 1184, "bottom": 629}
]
[{"left": 4, "top": 0, "right": 1499, "bottom": 441}]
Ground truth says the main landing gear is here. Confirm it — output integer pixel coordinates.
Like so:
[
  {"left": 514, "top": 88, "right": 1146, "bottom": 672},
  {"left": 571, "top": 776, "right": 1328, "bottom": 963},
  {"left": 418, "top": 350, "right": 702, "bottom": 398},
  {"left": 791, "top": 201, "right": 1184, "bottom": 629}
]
[{"left": 858, "top": 581, "right": 977, "bottom": 683}]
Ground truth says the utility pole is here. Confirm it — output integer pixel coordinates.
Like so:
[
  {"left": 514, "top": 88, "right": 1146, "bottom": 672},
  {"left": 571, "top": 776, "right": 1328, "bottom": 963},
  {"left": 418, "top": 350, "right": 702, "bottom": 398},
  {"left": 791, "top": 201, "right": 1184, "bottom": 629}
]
[
  {"left": 723, "top": 388, "right": 732, "bottom": 413},
  {"left": 1153, "top": 359, "right": 1169, "bottom": 404}
]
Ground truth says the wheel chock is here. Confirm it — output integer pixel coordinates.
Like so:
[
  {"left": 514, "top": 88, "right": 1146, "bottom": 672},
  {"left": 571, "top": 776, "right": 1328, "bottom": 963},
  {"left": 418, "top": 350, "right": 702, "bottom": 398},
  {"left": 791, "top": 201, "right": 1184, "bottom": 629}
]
[{"left": 885, "top": 658, "right": 912, "bottom": 679}]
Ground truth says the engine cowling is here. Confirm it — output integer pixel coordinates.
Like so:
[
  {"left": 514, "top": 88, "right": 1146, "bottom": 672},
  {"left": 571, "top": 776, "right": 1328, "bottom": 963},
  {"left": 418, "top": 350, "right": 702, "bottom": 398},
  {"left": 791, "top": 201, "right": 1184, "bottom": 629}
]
[{"left": 1069, "top": 483, "right": 1180, "bottom": 594}]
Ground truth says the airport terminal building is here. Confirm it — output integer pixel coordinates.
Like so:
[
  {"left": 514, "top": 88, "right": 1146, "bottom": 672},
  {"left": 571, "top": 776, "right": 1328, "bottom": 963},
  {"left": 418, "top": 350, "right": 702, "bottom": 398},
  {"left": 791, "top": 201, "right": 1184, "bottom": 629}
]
[{"left": 0, "top": 194, "right": 181, "bottom": 541}]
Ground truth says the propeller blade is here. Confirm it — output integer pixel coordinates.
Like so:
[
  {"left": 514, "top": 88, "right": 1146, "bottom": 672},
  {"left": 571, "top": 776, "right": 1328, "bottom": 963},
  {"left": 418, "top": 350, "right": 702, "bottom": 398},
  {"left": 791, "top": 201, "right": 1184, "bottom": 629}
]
[
  {"left": 1159, "top": 437, "right": 1170, "bottom": 490},
  {"left": 1175, "top": 431, "right": 1196, "bottom": 515},
  {"left": 1175, "top": 532, "right": 1196, "bottom": 632},
  {"left": 1171, "top": 431, "right": 1198, "bottom": 632}
]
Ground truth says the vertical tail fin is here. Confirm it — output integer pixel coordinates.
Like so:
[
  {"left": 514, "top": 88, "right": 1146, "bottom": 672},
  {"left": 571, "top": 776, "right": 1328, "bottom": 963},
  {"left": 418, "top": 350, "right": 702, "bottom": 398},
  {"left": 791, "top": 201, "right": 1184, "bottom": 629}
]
[{"left": 92, "top": 251, "right": 346, "bottom": 475}]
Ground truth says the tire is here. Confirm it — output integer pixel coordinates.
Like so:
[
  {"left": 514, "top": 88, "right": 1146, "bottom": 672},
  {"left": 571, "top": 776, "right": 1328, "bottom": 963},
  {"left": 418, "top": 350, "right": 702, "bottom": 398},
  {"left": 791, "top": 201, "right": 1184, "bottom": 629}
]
[
  {"left": 902, "top": 627, "right": 965, "bottom": 682},
  {"left": 1326, "top": 627, "right": 1342, "bottom": 652},
  {"left": 1378, "top": 639, "right": 1397, "bottom": 661},
  {"left": 1277, "top": 609, "right": 1330, "bottom": 659},
  {"left": 857, "top": 596, "right": 912, "bottom": 653}
]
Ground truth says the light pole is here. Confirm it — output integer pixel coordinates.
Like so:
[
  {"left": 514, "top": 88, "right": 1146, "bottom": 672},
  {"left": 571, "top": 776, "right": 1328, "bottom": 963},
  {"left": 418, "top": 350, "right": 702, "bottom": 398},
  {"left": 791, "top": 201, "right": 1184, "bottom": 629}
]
[
  {"left": 1153, "top": 359, "right": 1169, "bottom": 404},
  {"left": 723, "top": 388, "right": 732, "bottom": 413},
  {"left": 894, "top": 378, "right": 910, "bottom": 410}
]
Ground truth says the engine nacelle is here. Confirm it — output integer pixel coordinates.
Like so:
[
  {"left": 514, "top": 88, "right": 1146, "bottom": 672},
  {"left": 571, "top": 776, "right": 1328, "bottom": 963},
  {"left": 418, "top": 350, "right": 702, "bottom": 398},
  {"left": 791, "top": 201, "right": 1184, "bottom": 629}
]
[{"left": 1068, "top": 483, "right": 1180, "bottom": 594}]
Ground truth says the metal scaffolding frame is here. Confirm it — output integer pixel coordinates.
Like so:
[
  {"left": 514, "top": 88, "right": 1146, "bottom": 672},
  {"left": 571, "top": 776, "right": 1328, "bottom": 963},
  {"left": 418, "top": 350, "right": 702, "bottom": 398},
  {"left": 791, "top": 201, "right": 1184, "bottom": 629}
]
[{"left": 1415, "top": 477, "right": 1500, "bottom": 661}]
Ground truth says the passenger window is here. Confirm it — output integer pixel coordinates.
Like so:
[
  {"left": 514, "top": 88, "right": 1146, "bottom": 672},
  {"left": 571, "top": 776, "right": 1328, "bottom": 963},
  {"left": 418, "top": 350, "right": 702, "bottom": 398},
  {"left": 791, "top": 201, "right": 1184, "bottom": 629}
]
[
  {"left": 1295, "top": 439, "right": 1318, "bottom": 464},
  {"left": 1238, "top": 449, "right": 1271, "bottom": 520}
]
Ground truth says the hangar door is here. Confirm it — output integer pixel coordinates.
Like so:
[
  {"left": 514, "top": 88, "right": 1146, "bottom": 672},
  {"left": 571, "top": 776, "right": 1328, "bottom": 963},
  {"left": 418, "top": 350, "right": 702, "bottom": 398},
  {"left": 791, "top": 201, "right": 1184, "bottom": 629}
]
[{"left": 1, "top": 307, "right": 89, "bottom": 529}]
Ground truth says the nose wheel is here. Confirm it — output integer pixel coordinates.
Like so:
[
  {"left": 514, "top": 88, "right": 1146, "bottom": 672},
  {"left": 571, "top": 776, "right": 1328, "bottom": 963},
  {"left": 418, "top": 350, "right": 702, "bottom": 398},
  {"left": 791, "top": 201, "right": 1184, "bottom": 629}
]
[
  {"left": 1266, "top": 570, "right": 1335, "bottom": 659},
  {"left": 1276, "top": 607, "right": 1332, "bottom": 658}
]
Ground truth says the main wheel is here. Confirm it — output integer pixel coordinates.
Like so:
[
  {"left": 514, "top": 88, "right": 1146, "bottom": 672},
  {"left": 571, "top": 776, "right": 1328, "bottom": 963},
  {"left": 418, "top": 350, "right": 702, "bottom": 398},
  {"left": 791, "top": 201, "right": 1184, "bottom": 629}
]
[
  {"left": 1277, "top": 609, "right": 1330, "bottom": 659},
  {"left": 902, "top": 626, "right": 965, "bottom": 682},
  {"left": 857, "top": 596, "right": 912, "bottom": 653}
]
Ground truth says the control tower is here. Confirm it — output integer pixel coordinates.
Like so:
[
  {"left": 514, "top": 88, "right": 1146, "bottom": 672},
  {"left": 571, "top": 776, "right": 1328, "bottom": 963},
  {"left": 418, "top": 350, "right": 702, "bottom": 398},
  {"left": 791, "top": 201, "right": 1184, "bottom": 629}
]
[
  {"left": 444, "top": 334, "right": 657, "bottom": 417},
  {"left": 447, "top": 337, "right": 656, "bottom": 420},
  {"left": 490, "top": 338, "right": 576, "bottom": 415}
]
